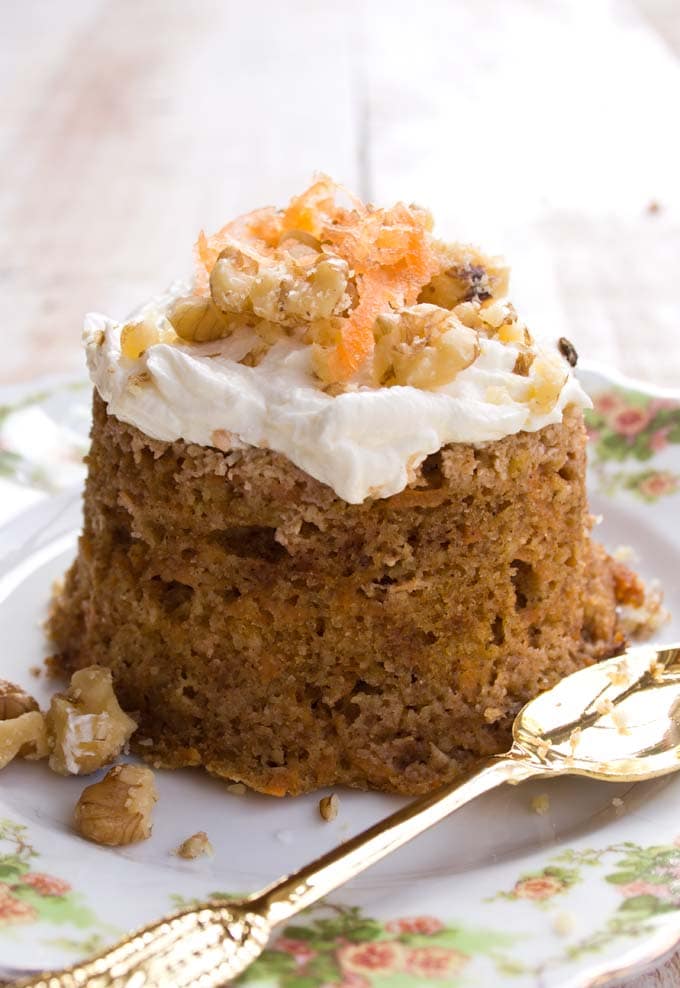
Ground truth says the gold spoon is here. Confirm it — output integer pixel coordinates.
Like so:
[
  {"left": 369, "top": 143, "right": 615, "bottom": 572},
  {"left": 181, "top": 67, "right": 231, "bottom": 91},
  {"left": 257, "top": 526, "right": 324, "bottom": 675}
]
[{"left": 15, "top": 642, "right": 680, "bottom": 988}]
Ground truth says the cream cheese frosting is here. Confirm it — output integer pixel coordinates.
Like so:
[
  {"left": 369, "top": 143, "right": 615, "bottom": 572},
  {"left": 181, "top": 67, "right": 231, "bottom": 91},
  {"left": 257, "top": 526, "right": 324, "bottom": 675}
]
[{"left": 84, "top": 287, "right": 590, "bottom": 504}]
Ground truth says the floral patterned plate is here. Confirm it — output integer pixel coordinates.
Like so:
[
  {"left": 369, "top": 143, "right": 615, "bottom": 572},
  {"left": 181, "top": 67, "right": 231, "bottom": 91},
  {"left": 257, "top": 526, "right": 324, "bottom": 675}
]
[{"left": 1, "top": 367, "right": 680, "bottom": 988}]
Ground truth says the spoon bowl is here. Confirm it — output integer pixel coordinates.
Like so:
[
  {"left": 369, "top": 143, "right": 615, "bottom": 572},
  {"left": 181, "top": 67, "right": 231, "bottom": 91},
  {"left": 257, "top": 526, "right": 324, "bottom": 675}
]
[{"left": 513, "top": 643, "right": 680, "bottom": 780}]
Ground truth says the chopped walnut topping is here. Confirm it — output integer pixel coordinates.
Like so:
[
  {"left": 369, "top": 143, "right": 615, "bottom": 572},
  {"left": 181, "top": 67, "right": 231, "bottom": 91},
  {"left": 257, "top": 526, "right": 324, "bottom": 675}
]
[
  {"left": 319, "top": 793, "right": 339, "bottom": 822},
  {"left": 46, "top": 666, "right": 137, "bottom": 776},
  {"left": 0, "top": 680, "right": 39, "bottom": 721},
  {"left": 527, "top": 353, "right": 568, "bottom": 414},
  {"left": 74, "top": 763, "right": 157, "bottom": 846},
  {"left": 373, "top": 304, "right": 479, "bottom": 389},
  {"left": 168, "top": 296, "right": 230, "bottom": 342},
  {"left": 418, "top": 244, "right": 509, "bottom": 308},
  {"left": 210, "top": 244, "right": 350, "bottom": 329},
  {"left": 0, "top": 711, "right": 49, "bottom": 769},
  {"left": 175, "top": 831, "right": 213, "bottom": 859},
  {"left": 512, "top": 350, "right": 534, "bottom": 377},
  {"left": 120, "top": 316, "right": 176, "bottom": 360}
]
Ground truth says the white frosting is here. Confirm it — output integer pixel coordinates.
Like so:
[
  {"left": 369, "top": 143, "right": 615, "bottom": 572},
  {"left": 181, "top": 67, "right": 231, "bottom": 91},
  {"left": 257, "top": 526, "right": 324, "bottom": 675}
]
[{"left": 84, "top": 291, "right": 590, "bottom": 504}]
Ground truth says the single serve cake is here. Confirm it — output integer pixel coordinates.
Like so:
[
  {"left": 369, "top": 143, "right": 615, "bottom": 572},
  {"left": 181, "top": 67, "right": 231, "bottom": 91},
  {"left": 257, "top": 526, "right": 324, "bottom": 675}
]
[{"left": 49, "top": 177, "right": 650, "bottom": 795}]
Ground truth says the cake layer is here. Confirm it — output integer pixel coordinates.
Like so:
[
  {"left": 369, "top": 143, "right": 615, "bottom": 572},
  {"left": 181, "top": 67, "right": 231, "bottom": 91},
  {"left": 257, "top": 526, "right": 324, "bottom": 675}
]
[{"left": 48, "top": 394, "right": 631, "bottom": 796}]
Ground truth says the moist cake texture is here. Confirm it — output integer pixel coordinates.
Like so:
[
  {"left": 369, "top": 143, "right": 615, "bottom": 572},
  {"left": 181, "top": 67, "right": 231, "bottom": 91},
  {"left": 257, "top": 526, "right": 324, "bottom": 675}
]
[{"left": 48, "top": 178, "right": 648, "bottom": 795}]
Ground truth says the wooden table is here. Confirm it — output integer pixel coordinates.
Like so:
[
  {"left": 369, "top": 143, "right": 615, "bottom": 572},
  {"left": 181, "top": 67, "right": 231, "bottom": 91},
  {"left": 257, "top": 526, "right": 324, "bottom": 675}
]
[{"left": 2, "top": 2, "right": 679, "bottom": 984}]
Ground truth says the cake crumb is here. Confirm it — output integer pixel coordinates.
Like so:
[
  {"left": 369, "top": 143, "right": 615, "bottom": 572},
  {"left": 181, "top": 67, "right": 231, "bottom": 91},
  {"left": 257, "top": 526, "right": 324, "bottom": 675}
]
[
  {"left": 606, "top": 661, "right": 630, "bottom": 688},
  {"left": 175, "top": 831, "right": 213, "bottom": 860},
  {"left": 552, "top": 911, "right": 576, "bottom": 936},
  {"left": 530, "top": 793, "right": 550, "bottom": 816},
  {"left": 319, "top": 793, "right": 339, "bottom": 822},
  {"left": 618, "top": 582, "right": 668, "bottom": 640},
  {"left": 227, "top": 782, "right": 247, "bottom": 795},
  {"left": 611, "top": 707, "right": 630, "bottom": 736},
  {"left": 595, "top": 697, "right": 614, "bottom": 716},
  {"left": 483, "top": 706, "right": 503, "bottom": 724},
  {"left": 613, "top": 545, "right": 636, "bottom": 564},
  {"left": 29, "top": 665, "right": 42, "bottom": 679},
  {"left": 536, "top": 739, "right": 550, "bottom": 759},
  {"left": 568, "top": 728, "right": 582, "bottom": 755},
  {"left": 648, "top": 657, "right": 666, "bottom": 682}
]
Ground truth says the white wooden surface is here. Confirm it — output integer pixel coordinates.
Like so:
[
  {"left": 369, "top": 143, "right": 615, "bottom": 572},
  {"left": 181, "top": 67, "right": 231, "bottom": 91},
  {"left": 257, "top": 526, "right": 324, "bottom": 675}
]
[{"left": 1, "top": 2, "right": 680, "bottom": 983}]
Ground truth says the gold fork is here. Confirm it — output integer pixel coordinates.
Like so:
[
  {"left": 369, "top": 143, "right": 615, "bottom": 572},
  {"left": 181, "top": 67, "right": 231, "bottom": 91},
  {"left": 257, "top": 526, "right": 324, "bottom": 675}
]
[{"left": 15, "top": 642, "right": 680, "bottom": 988}]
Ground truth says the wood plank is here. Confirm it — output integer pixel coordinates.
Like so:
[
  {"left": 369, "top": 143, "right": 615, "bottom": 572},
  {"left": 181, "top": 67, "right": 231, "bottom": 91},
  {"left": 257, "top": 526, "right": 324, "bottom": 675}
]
[
  {"left": 362, "top": 0, "right": 680, "bottom": 387},
  {"left": 0, "top": 0, "right": 359, "bottom": 383}
]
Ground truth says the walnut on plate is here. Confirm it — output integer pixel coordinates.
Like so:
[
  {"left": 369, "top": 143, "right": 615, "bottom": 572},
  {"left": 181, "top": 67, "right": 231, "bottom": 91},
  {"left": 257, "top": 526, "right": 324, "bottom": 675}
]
[
  {"left": 0, "top": 680, "right": 48, "bottom": 769},
  {"left": 74, "top": 763, "right": 157, "bottom": 846},
  {"left": 175, "top": 831, "right": 214, "bottom": 859},
  {"left": 46, "top": 666, "right": 137, "bottom": 776}
]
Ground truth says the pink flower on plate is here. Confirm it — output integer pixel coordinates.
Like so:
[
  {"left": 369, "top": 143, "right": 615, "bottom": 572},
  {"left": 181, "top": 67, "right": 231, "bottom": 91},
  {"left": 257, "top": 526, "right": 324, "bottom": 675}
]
[
  {"left": 618, "top": 880, "right": 672, "bottom": 900},
  {"left": 338, "top": 940, "right": 405, "bottom": 974},
  {"left": 0, "top": 885, "right": 38, "bottom": 926},
  {"left": 385, "top": 915, "right": 444, "bottom": 936},
  {"left": 271, "top": 937, "right": 316, "bottom": 966},
  {"left": 638, "top": 471, "right": 679, "bottom": 500},
  {"left": 650, "top": 427, "right": 671, "bottom": 453},
  {"left": 513, "top": 875, "right": 565, "bottom": 900},
  {"left": 613, "top": 407, "right": 653, "bottom": 437},
  {"left": 21, "top": 872, "right": 71, "bottom": 897},
  {"left": 593, "top": 392, "right": 625, "bottom": 418},
  {"left": 403, "top": 946, "right": 469, "bottom": 979}
]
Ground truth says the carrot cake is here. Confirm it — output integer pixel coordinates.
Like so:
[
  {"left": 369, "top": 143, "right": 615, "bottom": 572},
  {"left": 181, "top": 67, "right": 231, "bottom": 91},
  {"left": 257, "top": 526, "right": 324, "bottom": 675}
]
[{"left": 48, "top": 178, "right": 649, "bottom": 796}]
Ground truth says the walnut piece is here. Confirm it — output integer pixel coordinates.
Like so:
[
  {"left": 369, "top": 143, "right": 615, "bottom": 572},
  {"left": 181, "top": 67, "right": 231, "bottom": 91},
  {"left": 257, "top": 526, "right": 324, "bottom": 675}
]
[
  {"left": 210, "top": 244, "right": 350, "bottom": 329},
  {"left": 74, "top": 763, "right": 157, "bottom": 846},
  {"left": 418, "top": 243, "right": 509, "bottom": 309},
  {"left": 167, "top": 296, "right": 235, "bottom": 343},
  {"left": 46, "top": 666, "right": 137, "bottom": 776},
  {"left": 175, "top": 831, "right": 213, "bottom": 859},
  {"left": 0, "top": 711, "right": 49, "bottom": 769},
  {"left": 0, "top": 680, "right": 39, "bottom": 721},
  {"left": 373, "top": 304, "right": 480, "bottom": 389},
  {"left": 319, "top": 793, "right": 339, "bottom": 822},
  {"left": 120, "top": 315, "right": 177, "bottom": 360}
]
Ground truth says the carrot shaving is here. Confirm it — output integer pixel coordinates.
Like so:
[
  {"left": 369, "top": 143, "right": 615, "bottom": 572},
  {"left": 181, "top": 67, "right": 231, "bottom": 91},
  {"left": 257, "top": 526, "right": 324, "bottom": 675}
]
[
  {"left": 193, "top": 207, "right": 281, "bottom": 294},
  {"left": 194, "top": 178, "right": 442, "bottom": 380}
]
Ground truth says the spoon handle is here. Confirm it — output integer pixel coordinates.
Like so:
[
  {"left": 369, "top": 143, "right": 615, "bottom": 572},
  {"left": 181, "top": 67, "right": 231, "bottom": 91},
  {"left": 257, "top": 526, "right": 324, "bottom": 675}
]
[
  {"left": 12, "top": 903, "right": 270, "bottom": 988},
  {"left": 255, "top": 751, "right": 539, "bottom": 927}
]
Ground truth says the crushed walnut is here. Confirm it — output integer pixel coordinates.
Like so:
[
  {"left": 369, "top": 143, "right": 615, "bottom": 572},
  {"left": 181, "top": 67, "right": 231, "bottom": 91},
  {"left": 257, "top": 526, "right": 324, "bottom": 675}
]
[
  {"left": 0, "top": 680, "right": 48, "bottom": 769},
  {"left": 319, "top": 793, "right": 340, "bottom": 822},
  {"left": 175, "top": 831, "right": 214, "bottom": 859},
  {"left": 0, "top": 679, "right": 39, "bottom": 720},
  {"left": 74, "top": 763, "right": 157, "bottom": 846},
  {"left": 123, "top": 178, "right": 570, "bottom": 399},
  {"left": 372, "top": 304, "right": 480, "bottom": 389},
  {"left": 46, "top": 666, "right": 137, "bottom": 776}
]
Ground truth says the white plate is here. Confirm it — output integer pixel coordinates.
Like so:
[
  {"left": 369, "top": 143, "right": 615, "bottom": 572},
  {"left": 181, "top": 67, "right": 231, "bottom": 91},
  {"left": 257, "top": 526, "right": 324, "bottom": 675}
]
[{"left": 1, "top": 368, "right": 680, "bottom": 988}]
